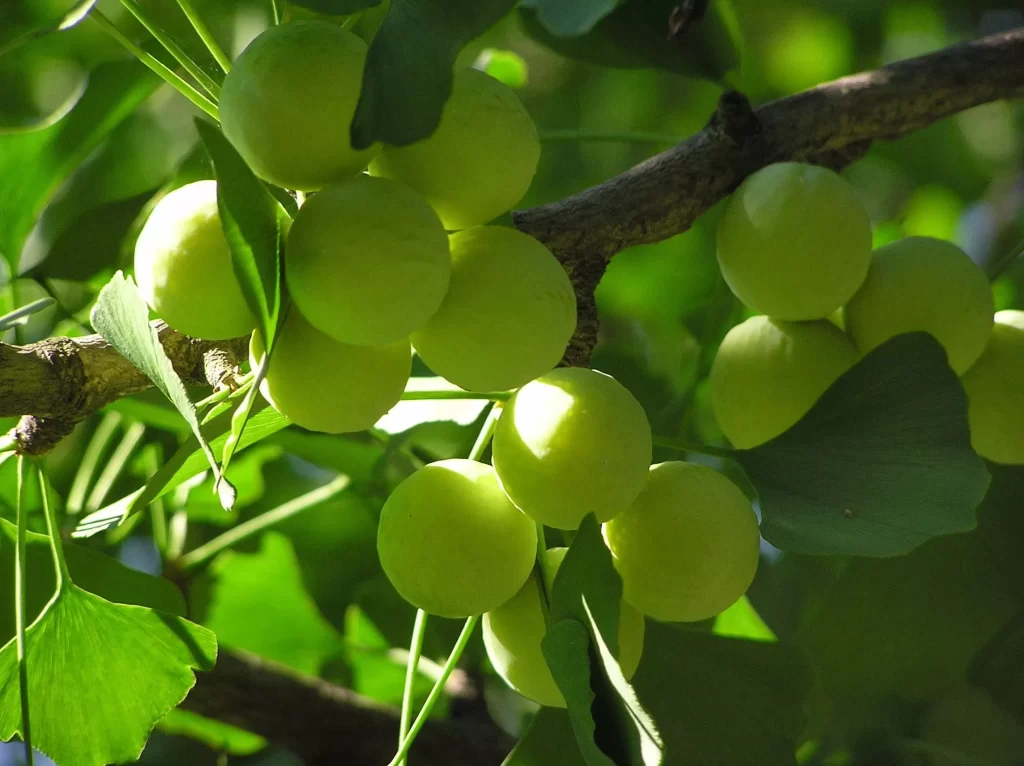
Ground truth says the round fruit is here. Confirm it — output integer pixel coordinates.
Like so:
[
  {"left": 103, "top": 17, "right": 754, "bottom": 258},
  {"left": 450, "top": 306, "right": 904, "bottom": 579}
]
[
  {"left": 709, "top": 315, "right": 858, "bottom": 448},
  {"left": 285, "top": 176, "right": 451, "bottom": 346},
  {"left": 843, "top": 237, "right": 994, "bottom": 374},
  {"left": 134, "top": 180, "right": 256, "bottom": 340},
  {"left": 483, "top": 547, "right": 645, "bottom": 708},
  {"left": 219, "top": 21, "right": 377, "bottom": 191},
  {"left": 411, "top": 226, "right": 576, "bottom": 392},
  {"left": 377, "top": 459, "right": 537, "bottom": 618},
  {"left": 961, "top": 310, "right": 1024, "bottom": 464},
  {"left": 250, "top": 308, "right": 410, "bottom": 434},
  {"left": 491, "top": 368, "right": 652, "bottom": 530},
  {"left": 603, "top": 462, "right": 760, "bottom": 623},
  {"left": 369, "top": 67, "right": 540, "bottom": 230},
  {"left": 716, "top": 162, "right": 872, "bottom": 320}
]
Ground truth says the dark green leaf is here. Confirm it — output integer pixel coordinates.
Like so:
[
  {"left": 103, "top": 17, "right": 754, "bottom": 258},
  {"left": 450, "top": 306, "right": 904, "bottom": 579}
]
[
  {"left": 970, "top": 611, "right": 1024, "bottom": 728},
  {"left": 287, "top": 0, "right": 382, "bottom": 13},
  {"left": 0, "top": 0, "right": 97, "bottom": 56},
  {"left": 519, "top": 0, "right": 740, "bottom": 82},
  {"left": 632, "top": 623, "right": 811, "bottom": 766},
  {"left": 350, "top": 0, "right": 517, "bottom": 149},
  {"left": 0, "top": 517, "right": 185, "bottom": 645},
  {"left": 519, "top": 0, "right": 617, "bottom": 36},
  {"left": 0, "top": 61, "right": 158, "bottom": 269},
  {"left": 503, "top": 708, "right": 587, "bottom": 766},
  {"left": 738, "top": 333, "right": 990, "bottom": 557}
]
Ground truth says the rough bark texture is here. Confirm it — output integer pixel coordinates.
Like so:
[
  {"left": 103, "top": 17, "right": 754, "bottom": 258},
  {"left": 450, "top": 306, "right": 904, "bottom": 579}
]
[
  {"left": 182, "top": 649, "right": 515, "bottom": 766},
  {"left": 514, "top": 26, "right": 1024, "bottom": 364},
  {"left": 0, "top": 28, "right": 1022, "bottom": 763}
]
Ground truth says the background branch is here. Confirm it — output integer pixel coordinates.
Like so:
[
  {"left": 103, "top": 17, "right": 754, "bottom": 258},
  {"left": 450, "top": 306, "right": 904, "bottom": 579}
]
[
  {"left": 181, "top": 649, "right": 515, "bottom": 766},
  {"left": 514, "top": 26, "right": 1024, "bottom": 365}
]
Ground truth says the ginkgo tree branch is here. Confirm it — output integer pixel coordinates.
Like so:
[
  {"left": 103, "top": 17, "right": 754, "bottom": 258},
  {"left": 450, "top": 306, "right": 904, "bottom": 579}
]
[{"left": 514, "top": 26, "right": 1024, "bottom": 365}]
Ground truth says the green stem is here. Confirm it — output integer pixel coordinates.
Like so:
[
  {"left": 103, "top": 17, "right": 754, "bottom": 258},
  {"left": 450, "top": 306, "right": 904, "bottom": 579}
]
[
  {"left": 400, "top": 389, "right": 512, "bottom": 402},
  {"left": 145, "top": 445, "right": 169, "bottom": 556},
  {"left": 37, "top": 462, "right": 71, "bottom": 590},
  {"left": 90, "top": 10, "right": 219, "bottom": 121},
  {"left": 15, "top": 457, "right": 35, "bottom": 766},
  {"left": 166, "top": 510, "right": 189, "bottom": 562},
  {"left": 270, "top": 0, "right": 282, "bottom": 25},
  {"left": 397, "top": 609, "right": 429, "bottom": 766},
  {"left": 0, "top": 433, "right": 17, "bottom": 454},
  {"left": 985, "top": 231, "right": 1024, "bottom": 281},
  {"left": 652, "top": 434, "right": 734, "bottom": 459},
  {"left": 118, "top": 0, "right": 221, "bottom": 98},
  {"left": 538, "top": 129, "right": 682, "bottom": 145},
  {"left": 387, "top": 616, "right": 480, "bottom": 766},
  {"left": 175, "top": 0, "right": 232, "bottom": 73},
  {"left": 196, "top": 373, "right": 253, "bottom": 410},
  {"left": 468, "top": 403, "right": 502, "bottom": 461},
  {"left": 178, "top": 474, "right": 351, "bottom": 571},
  {"left": 67, "top": 411, "right": 123, "bottom": 515},
  {"left": 341, "top": 12, "right": 364, "bottom": 32},
  {"left": 85, "top": 421, "right": 147, "bottom": 512}
]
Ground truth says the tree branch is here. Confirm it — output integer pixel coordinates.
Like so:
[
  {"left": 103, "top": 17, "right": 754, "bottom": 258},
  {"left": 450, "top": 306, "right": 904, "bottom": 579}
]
[
  {"left": 182, "top": 648, "right": 515, "bottom": 766},
  {"left": 515, "top": 26, "right": 1024, "bottom": 364}
]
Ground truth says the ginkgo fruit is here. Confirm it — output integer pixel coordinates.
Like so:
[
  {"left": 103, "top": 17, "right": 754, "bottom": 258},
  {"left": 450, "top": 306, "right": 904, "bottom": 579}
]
[
  {"left": 603, "top": 462, "right": 760, "bottom": 623},
  {"left": 377, "top": 459, "right": 537, "bottom": 618},
  {"left": 219, "top": 20, "right": 377, "bottom": 191},
  {"left": 960, "top": 310, "right": 1024, "bottom": 464},
  {"left": 716, "top": 162, "right": 872, "bottom": 320},
  {"left": 482, "top": 547, "right": 645, "bottom": 708},
  {"left": 843, "top": 237, "right": 994, "bottom": 374},
  {"left": 134, "top": 180, "right": 256, "bottom": 340},
  {"left": 250, "top": 309, "right": 410, "bottom": 434},
  {"left": 369, "top": 67, "right": 540, "bottom": 230},
  {"left": 709, "top": 315, "right": 858, "bottom": 448},
  {"left": 491, "top": 368, "right": 652, "bottom": 529},
  {"left": 411, "top": 226, "right": 577, "bottom": 392},
  {"left": 285, "top": 175, "right": 451, "bottom": 346}
]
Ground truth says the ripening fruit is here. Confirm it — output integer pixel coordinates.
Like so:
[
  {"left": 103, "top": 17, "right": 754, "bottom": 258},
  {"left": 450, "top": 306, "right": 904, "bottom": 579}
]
[
  {"left": 219, "top": 21, "right": 377, "bottom": 191},
  {"left": 250, "top": 309, "right": 410, "bottom": 434},
  {"left": 603, "top": 462, "right": 760, "bottom": 623},
  {"left": 377, "top": 459, "right": 537, "bottom": 618},
  {"left": 843, "top": 237, "right": 994, "bottom": 374},
  {"left": 369, "top": 67, "right": 540, "bottom": 230},
  {"left": 710, "top": 315, "right": 858, "bottom": 448},
  {"left": 491, "top": 368, "right": 652, "bottom": 530},
  {"left": 961, "top": 310, "right": 1024, "bottom": 464},
  {"left": 483, "top": 547, "right": 645, "bottom": 708},
  {"left": 411, "top": 226, "right": 577, "bottom": 392},
  {"left": 135, "top": 180, "right": 256, "bottom": 340},
  {"left": 716, "top": 162, "right": 872, "bottom": 320},
  {"left": 286, "top": 176, "right": 451, "bottom": 346}
]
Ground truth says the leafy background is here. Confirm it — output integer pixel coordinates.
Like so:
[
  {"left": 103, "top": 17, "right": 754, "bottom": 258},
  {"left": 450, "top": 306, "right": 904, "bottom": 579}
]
[{"left": 1, "top": 0, "right": 1024, "bottom": 764}]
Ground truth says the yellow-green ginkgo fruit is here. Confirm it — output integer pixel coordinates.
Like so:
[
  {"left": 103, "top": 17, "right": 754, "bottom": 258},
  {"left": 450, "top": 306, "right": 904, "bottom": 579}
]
[
  {"left": 482, "top": 547, "right": 645, "bottom": 708},
  {"left": 709, "top": 315, "right": 858, "bottom": 448},
  {"left": 604, "top": 462, "right": 760, "bottom": 622}
]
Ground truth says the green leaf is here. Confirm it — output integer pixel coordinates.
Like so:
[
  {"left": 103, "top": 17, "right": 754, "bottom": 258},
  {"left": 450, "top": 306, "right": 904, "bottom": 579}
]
[
  {"left": 0, "top": 585, "right": 216, "bottom": 766},
  {"left": 519, "top": 0, "right": 617, "bottom": 36},
  {"left": 203, "top": 533, "right": 344, "bottom": 675},
  {"left": 632, "top": 623, "right": 811, "bottom": 766},
  {"left": 542, "top": 515, "right": 663, "bottom": 766},
  {"left": 519, "top": 0, "right": 740, "bottom": 82},
  {"left": 90, "top": 271, "right": 230, "bottom": 504},
  {"left": 503, "top": 708, "right": 587, "bottom": 766},
  {"left": 713, "top": 596, "right": 776, "bottom": 642},
  {"left": 0, "top": 517, "right": 185, "bottom": 646},
  {"left": 156, "top": 708, "right": 266, "bottom": 757},
  {"left": 287, "top": 0, "right": 383, "bottom": 13},
  {"left": 0, "top": 61, "right": 158, "bottom": 269},
  {"left": 0, "top": 0, "right": 97, "bottom": 56},
  {"left": 350, "top": 0, "right": 518, "bottom": 149},
  {"left": 73, "top": 403, "right": 290, "bottom": 538},
  {"left": 970, "top": 611, "right": 1024, "bottom": 728},
  {"left": 0, "top": 43, "right": 87, "bottom": 133},
  {"left": 194, "top": 120, "right": 285, "bottom": 350},
  {"left": 476, "top": 49, "right": 528, "bottom": 88},
  {"left": 738, "top": 333, "right": 990, "bottom": 557}
]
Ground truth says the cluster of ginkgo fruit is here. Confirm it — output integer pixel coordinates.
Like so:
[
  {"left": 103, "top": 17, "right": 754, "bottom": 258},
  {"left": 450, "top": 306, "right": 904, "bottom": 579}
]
[
  {"left": 131, "top": 18, "right": 768, "bottom": 710},
  {"left": 709, "top": 161, "right": 1023, "bottom": 468}
]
